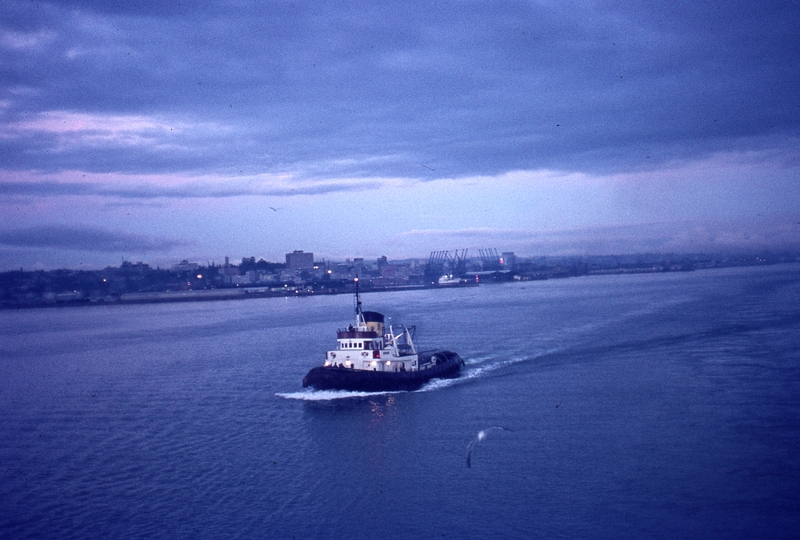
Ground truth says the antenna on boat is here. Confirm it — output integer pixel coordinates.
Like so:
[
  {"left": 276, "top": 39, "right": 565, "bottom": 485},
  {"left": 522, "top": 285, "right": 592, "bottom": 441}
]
[{"left": 354, "top": 276, "right": 364, "bottom": 326}]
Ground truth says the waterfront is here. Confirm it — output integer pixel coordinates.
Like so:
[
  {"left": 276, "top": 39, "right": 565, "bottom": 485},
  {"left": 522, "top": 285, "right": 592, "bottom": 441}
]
[
  {"left": 3, "top": 252, "right": 795, "bottom": 309},
  {"left": 1, "top": 264, "right": 799, "bottom": 538}
]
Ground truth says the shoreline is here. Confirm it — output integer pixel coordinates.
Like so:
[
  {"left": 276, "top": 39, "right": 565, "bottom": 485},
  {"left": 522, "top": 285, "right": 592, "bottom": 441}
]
[
  {"left": 0, "top": 283, "right": 446, "bottom": 310},
  {"left": 2, "top": 261, "right": 790, "bottom": 310}
]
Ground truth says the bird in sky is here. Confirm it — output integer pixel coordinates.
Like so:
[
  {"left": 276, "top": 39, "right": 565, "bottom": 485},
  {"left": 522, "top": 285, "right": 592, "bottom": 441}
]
[{"left": 466, "top": 426, "right": 512, "bottom": 468}]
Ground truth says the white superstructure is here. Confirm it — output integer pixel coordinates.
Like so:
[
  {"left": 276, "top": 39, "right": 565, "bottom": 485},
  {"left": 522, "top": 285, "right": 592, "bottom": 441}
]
[{"left": 323, "top": 279, "right": 430, "bottom": 372}]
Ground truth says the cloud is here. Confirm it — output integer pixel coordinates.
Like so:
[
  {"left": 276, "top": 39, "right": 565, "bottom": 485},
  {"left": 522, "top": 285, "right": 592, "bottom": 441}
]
[
  {"left": 0, "top": 180, "right": 95, "bottom": 197},
  {"left": 0, "top": 173, "right": 387, "bottom": 200},
  {"left": 0, "top": 0, "right": 797, "bottom": 179},
  {"left": 10, "top": 111, "right": 145, "bottom": 134},
  {"left": 0, "top": 1, "right": 798, "bottom": 269},
  {"left": 399, "top": 227, "right": 529, "bottom": 240},
  {"left": 0, "top": 225, "right": 185, "bottom": 253},
  {"left": 0, "top": 28, "right": 56, "bottom": 50},
  {"left": 0, "top": 109, "right": 234, "bottom": 174},
  {"left": 397, "top": 220, "right": 800, "bottom": 256}
]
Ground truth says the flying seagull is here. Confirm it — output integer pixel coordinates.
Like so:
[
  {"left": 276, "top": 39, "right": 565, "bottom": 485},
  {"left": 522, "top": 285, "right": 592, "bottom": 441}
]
[
  {"left": 466, "top": 426, "right": 512, "bottom": 468},
  {"left": 268, "top": 206, "right": 283, "bottom": 212}
]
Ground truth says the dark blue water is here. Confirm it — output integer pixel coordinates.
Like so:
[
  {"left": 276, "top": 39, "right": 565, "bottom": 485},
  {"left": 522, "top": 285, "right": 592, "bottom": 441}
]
[{"left": 2, "top": 264, "right": 799, "bottom": 539}]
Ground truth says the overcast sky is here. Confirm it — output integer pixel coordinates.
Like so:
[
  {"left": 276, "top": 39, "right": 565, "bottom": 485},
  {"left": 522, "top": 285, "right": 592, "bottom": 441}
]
[{"left": 1, "top": 0, "right": 799, "bottom": 270}]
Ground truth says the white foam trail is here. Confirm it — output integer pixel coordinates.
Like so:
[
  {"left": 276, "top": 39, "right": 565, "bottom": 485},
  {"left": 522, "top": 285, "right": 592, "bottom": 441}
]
[
  {"left": 417, "top": 353, "right": 533, "bottom": 392},
  {"left": 276, "top": 389, "right": 401, "bottom": 401},
  {"left": 416, "top": 377, "right": 458, "bottom": 392},
  {"left": 280, "top": 347, "right": 566, "bottom": 398},
  {"left": 462, "top": 353, "right": 497, "bottom": 366},
  {"left": 450, "top": 346, "right": 565, "bottom": 388}
]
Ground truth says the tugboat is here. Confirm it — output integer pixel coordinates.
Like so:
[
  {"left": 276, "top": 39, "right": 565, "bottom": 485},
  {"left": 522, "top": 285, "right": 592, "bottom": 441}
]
[{"left": 302, "top": 278, "right": 465, "bottom": 392}]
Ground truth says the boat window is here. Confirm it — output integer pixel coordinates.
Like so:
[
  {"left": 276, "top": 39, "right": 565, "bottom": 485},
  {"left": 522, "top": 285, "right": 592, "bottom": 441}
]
[{"left": 364, "top": 342, "right": 371, "bottom": 350}]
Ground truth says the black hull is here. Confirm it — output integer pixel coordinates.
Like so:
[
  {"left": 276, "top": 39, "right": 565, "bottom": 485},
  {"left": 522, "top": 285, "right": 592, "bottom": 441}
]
[{"left": 302, "top": 351, "right": 465, "bottom": 392}]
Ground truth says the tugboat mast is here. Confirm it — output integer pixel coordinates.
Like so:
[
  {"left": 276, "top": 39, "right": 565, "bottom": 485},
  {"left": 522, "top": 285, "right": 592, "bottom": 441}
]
[{"left": 354, "top": 277, "right": 365, "bottom": 327}]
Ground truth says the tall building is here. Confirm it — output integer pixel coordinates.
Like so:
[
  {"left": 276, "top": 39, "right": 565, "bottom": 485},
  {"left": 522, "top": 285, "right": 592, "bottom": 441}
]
[
  {"left": 286, "top": 250, "right": 314, "bottom": 270},
  {"left": 501, "top": 252, "right": 517, "bottom": 270}
]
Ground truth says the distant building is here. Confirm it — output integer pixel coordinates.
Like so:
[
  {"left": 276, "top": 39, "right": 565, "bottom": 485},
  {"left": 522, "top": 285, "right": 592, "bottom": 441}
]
[
  {"left": 380, "top": 264, "right": 397, "bottom": 278},
  {"left": 501, "top": 252, "right": 517, "bottom": 270},
  {"left": 222, "top": 265, "right": 239, "bottom": 277},
  {"left": 173, "top": 260, "right": 199, "bottom": 272},
  {"left": 286, "top": 250, "right": 314, "bottom": 270}
]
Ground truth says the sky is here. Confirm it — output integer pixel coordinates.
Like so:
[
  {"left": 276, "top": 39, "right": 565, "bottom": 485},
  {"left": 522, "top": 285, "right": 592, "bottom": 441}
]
[{"left": 1, "top": 0, "right": 799, "bottom": 270}]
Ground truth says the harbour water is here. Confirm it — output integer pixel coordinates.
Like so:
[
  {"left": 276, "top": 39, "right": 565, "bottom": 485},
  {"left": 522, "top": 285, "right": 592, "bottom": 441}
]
[{"left": 1, "top": 264, "right": 799, "bottom": 538}]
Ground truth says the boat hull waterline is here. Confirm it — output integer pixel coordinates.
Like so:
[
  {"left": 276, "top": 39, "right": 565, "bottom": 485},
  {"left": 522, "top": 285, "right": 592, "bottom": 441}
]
[{"left": 303, "top": 350, "right": 464, "bottom": 392}]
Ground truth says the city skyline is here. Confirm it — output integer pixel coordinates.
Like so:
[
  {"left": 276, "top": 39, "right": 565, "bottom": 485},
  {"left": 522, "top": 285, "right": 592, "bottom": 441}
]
[{"left": 1, "top": 1, "right": 799, "bottom": 270}]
